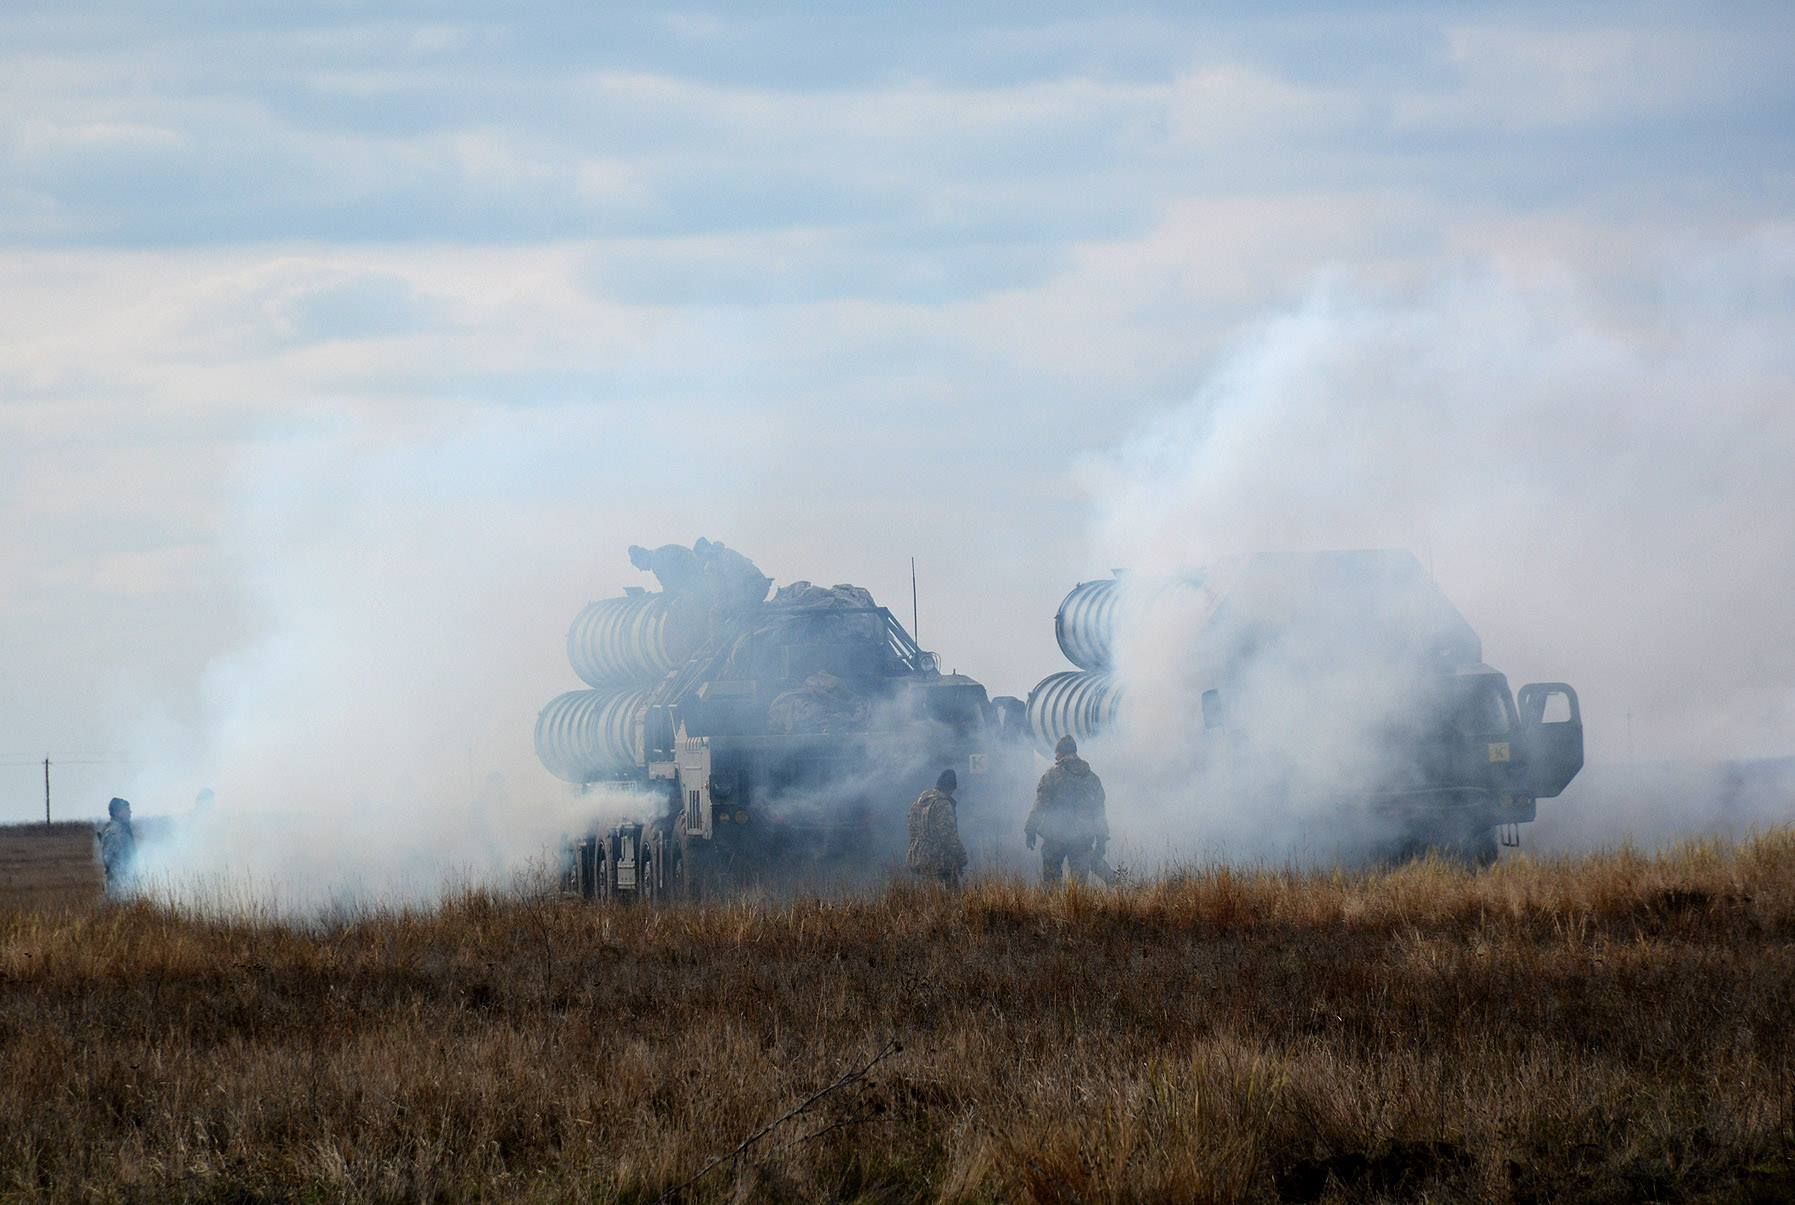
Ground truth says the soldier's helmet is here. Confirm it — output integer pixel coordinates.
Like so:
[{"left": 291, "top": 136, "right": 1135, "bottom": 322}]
[
  {"left": 1054, "top": 735, "right": 1078, "bottom": 758},
  {"left": 935, "top": 768, "right": 957, "bottom": 793},
  {"left": 107, "top": 796, "right": 131, "bottom": 820}
]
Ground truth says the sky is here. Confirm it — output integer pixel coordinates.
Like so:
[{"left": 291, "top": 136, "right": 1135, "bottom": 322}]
[{"left": 3, "top": 2, "right": 1793, "bottom": 832}]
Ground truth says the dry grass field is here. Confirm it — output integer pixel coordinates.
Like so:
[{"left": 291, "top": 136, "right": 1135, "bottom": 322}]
[
  {"left": 0, "top": 823, "right": 102, "bottom": 912},
  {"left": 4, "top": 824, "right": 1795, "bottom": 1202}
]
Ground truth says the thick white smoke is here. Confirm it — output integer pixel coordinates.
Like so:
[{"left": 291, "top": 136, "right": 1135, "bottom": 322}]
[
  {"left": 121, "top": 235, "right": 1795, "bottom": 905},
  {"left": 116, "top": 414, "right": 1030, "bottom": 911},
  {"left": 121, "top": 416, "right": 677, "bottom": 913},
  {"left": 1081, "top": 237, "right": 1795, "bottom": 862}
]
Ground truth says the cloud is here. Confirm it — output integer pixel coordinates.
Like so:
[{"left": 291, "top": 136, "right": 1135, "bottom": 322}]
[
  {"left": 1394, "top": 22, "right": 1790, "bottom": 133},
  {"left": 184, "top": 262, "right": 445, "bottom": 348},
  {"left": 1165, "top": 64, "right": 1361, "bottom": 147},
  {"left": 580, "top": 228, "right": 1065, "bottom": 307}
]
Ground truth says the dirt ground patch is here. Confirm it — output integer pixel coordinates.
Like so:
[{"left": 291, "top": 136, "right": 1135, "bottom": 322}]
[{"left": 0, "top": 823, "right": 100, "bottom": 912}]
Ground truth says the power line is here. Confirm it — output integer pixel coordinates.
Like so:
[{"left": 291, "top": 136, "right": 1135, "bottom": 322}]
[
  {"left": 0, "top": 759, "right": 128, "bottom": 766},
  {"left": 1, "top": 754, "right": 137, "bottom": 825},
  {"left": 0, "top": 755, "right": 134, "bottom": 765}
]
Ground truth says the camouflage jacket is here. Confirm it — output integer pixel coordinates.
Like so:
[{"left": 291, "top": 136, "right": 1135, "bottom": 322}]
[
  {"left": 906, "top": 789, "right": 967, "bottom": 876},
  {"left": 641, "top": 544, "right": 703, "bottom": 597},
  {"left": 97, "top": 819, "right": 136, "bottom": 882},
  {"left": 697, "top": 541, "right": 773, "bottom": 612},
  {"left": 1025, "top": 756, "right": 1108, "bottom": 845}
]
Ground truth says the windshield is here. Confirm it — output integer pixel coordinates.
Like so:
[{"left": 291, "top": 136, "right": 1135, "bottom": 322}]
[{"left": 1453, "top": 676, "right": 1514, "bottom": 735}]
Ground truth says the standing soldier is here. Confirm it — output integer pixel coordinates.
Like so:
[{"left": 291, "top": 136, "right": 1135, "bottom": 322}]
[
  {"left": 96, "top": 796, "right": 137, "bottom": 898},
  {"left": 907, "top": 769, "right": 968, "bottom": 889},
  {"left": 1025, "top": 736, "right": 1113, "bottom": 885}
]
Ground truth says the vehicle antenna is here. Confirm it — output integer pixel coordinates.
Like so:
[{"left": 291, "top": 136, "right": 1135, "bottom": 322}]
[{"left": 910, "top": 556, "right": 919, "bottom": 646}]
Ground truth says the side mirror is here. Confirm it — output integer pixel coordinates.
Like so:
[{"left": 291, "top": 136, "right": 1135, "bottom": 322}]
[
  {"left": 1201, "top": 689, "right": 1226, "bottom": 731},
  {"left": 1516, "top": 682, "right": 1583, "bottom": 798}
]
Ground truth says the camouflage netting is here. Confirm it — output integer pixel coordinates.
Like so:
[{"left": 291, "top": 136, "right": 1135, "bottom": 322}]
[
  {"left": 767, "top": 671, "right": 872, "bottom": 734},
  {"left": 770, "top": 581, "right": 877, "bottom": 610},
  {"left": 768, "top": 582, "right": 886, "bottom": 643}
]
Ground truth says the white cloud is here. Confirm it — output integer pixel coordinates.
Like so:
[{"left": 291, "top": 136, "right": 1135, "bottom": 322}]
[
  {"left": 9, "top": 118, "right": 190, "bottom": 156},
  {"left": 1395, "top": 23, "right": 1779, "bottom": 132},
  {"left": 1164, "top": 64, "right": 1359, "bottom": 147}
]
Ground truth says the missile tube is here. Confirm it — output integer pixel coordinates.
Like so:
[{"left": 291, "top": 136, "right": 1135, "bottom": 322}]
[
  {"left": 1026, "top": 670, "right": 1122, "bottom": 754},
  {"left": 567, "top": 594, "right": 677, "bottom": 687},
  {"left": 534, "top": 688, "right": 649, "bottom": 784},
  {"left": 1055, "top": 578, "right": 1120, "bottom": 671}
]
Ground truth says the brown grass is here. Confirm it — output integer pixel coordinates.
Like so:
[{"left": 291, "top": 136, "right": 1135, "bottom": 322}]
[{"left": 4, "top": 826, "right": 1795, "bottom": 1202}]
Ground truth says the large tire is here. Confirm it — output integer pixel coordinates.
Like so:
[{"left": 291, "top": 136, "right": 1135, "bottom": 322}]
[
  {"left": 1459, "top": 827, "right": 1500, "bottom": 869},
  {"left": 1373, "top": 828, "right": 1495, "bottom": 870},
  {"left": 1371, "top": 835, "right": 1428, "bottom": 869},
  {"left": 679, "top": 831, "right": 727, "bottom": 901},
  {"left": 639, "top": 831, "right": 661, "bottom": 905}
]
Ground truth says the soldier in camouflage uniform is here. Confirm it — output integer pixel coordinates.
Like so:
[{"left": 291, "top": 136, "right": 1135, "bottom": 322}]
[
  {"left": 907, "top": 769, "right": 968, "bottom": 889},
  {"left": 628, "top": 543, "right": 704, "bottom": 598},
  {"left": 96, "top": 796, "right": 137, "bottom": 899},
  {"left": 1025, "top": 736, "right": 1113, "bottom": 885},
  {"left": 693, "top": 538, "right": 773, "bottom": 616}
]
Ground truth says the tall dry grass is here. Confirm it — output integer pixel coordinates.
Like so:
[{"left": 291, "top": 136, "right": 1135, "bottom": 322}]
[{"left": 4, "top": 829, "right": 1795, "bottom": 1201}]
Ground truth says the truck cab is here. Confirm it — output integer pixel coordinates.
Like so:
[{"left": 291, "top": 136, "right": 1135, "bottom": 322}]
[{"left": 1200, "top": 664, "right": 1584, "bottom": 862}]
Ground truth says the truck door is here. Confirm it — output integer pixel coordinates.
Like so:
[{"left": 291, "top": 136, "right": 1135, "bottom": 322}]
[{"left": 1517, "top": 683, "right": 1583, "bottom": 798}]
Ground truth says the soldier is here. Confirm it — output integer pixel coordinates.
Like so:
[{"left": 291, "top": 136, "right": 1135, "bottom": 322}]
[
  {"left": 96, "top": 796, "right": 137, "bottom": 898},
  {"left": 907, "top": 769, "right": 968, "bottom": 889},
  {"left": 693, "top": 537, "right": 773, "bottom": 616},
  {"left": 628, "top": 543, "right": 704, "bottom": 598},
  {"left": 1025, "top": 736, "right": 1113, "bottom": 885}
]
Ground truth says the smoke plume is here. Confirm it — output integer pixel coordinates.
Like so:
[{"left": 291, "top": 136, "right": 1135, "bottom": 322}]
[
  {"left": 123, "top": 235, "right": 1795, "bottom": 906},
  {"left": 122, "top": 416, "right": 677, "bottom": 913},
  {"left": 1081, "top": 238, "right": 1795, "bottom": 862}
]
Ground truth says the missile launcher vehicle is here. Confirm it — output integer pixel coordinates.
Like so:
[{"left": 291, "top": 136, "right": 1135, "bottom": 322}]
[
  {"left": 537, "top": 542, "right": 1026, "bottom": 899},
  {"left": 1027, "top": 550, "right": 1583, "bottom": 864}
]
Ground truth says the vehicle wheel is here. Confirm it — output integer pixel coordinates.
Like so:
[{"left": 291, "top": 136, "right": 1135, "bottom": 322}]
[
  {"left": 640, "top": 832, "right": 660, "bottom": 905},
  {"left": 681, "top": 834, "right": 722, "bottom": 901},
  {"left": 1371, "top": 835, "right": 1427, "bottom": 869},
  {"left": 1461, "top": 827, "right": 1500, "bottom": 869}
]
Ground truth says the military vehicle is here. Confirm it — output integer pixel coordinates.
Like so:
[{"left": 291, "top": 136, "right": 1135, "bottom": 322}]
[
  {"left": 536, "top": 543, "right": 1024, "bottom": 900},
  {"left": 1027, "top": 550, "right": 1583, "bottom": 864}
]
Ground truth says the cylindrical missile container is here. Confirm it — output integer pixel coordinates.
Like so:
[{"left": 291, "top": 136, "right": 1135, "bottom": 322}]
[
  {"left": 1026, "top": 670, "right": 1122, "bottom": 754},
  {"left": 535, "top": 688, "right": 649, "bottom": 783},
  {"left": 1054, "top": 578, "right": 1121, "bottom": 671},
  {"left": 567, "top": 593, "right": 689, "bottom": 687}
]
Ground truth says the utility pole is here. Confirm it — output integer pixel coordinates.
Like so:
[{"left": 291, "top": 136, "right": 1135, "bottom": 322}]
[
  {"left": 1626, "top": 709, "right": 1634, "bottom": 761},
  {"left": 43, "top": 757, "right": 50, "bottom": 826}
]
